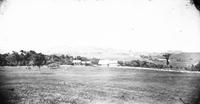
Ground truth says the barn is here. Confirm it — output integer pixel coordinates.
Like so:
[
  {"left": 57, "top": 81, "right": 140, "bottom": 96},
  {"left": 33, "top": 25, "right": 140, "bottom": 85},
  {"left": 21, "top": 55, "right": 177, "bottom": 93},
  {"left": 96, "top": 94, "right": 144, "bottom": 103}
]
[
  {"left": 72, "top": 60, "right": 82, "bottom": 65},
  {"left": 81, "top": 61, "right": 92, "bottom": 66},
  {"left": 98, "top": 59, "right": 119, "bottom": 67}
]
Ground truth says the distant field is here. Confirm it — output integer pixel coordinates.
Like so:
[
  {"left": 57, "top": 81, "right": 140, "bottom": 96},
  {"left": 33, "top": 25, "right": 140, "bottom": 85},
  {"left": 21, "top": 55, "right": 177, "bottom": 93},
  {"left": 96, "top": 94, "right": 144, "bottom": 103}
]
[{"left": 0, "top": 66, "right": 200, "bottom": 104}]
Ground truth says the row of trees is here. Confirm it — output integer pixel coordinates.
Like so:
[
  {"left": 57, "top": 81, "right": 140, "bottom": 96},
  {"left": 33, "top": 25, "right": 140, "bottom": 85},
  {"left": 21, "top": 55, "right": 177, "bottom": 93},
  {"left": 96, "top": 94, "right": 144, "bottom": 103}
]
[
  {"left": 118, "top": 59, "right": 200, "bottom": 71},
  {"left": 1, "top": 50, "right": 200, "bottom": 71},
  {"left": 118, "top": 60, "right": 169, "bottom": 69},
  {"left": 0, "top": 50, "right": 46, "bottom": 67},
  {"left": 191, "top": 61, "right": 200, "bottom": 71},
  {"left": 0, "top": 50, "right": 92, "bottom": 67}
]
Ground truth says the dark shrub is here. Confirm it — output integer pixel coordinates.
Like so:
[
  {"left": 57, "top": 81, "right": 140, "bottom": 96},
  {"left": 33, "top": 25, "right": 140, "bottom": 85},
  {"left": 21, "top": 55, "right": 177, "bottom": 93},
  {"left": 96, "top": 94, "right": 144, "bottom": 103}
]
[
  {"left": 195, "top": 61, "right": 200, "bottom": 71},
  {"left": 91, "top": 58, "right": 99, "bottom": 65},
  {"left": 118, "top": 61, "right": 124, "bottom": 66},
  {"left": 130, "top": 60, "right": 140, "bottom": 67}
]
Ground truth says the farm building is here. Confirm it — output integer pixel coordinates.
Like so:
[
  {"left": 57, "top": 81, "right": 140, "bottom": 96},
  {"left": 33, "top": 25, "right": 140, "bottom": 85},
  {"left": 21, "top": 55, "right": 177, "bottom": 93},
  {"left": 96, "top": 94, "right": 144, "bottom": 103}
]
[
  {"left": 72, "top": 60, "right": 82, "bottom": 65},
  {"left": 157, "top": 58, "right": 170, "bottom": 62},
  {"left": 98, "top": 59, "right": 119, "bottom": 67},
  {"left": 81, "top": 61, "right": 92, "bottom": 65}
]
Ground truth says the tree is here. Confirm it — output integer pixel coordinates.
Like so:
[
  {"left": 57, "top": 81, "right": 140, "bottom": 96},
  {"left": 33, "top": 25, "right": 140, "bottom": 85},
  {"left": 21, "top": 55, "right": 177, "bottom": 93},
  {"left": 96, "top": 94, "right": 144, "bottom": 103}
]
[
  {"left": 49, "top": 55, "right": 60, "bottom": 63},
  {"left": 5, "top": 51, "right": 21, "bottom": 66},
  {"left": 19, "top": 50, "right": 37, "bottom": 66},
  {"left": 163, "top": 53, "right": 172, "bottom": 66},
  {"left": 0, "top": 53, "right": 8, "bottom": 66},
  {"left": 12, "top": 51, "right": 21, "bottom": 65},
  {"left": 91, "top": 58, "right": 99, "bottom": 65},
  {"left": 75, "top": 56, "right": 88, "bottom": 61},
  {"left": 27, "top": 50, "right": 37, "bottom": 65},
  {"left": 195, "top": 61, "right": 200, "bottom": 71},
  {"left": 32, "top": 53, "right": 46, "bottom": 68}
]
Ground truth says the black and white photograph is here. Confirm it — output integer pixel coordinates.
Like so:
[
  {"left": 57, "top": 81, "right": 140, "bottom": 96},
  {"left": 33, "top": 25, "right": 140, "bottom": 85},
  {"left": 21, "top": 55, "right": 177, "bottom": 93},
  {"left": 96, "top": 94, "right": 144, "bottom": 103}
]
[{"left": 0, "top": 0, "right": 200, "bottom": 104}]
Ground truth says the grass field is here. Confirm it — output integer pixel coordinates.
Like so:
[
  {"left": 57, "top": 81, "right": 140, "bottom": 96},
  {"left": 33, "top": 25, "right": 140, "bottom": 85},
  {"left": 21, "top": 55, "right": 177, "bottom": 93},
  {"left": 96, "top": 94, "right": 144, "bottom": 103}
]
[{"left": 0, "top": 66, "right": 200, "bottom": 104}]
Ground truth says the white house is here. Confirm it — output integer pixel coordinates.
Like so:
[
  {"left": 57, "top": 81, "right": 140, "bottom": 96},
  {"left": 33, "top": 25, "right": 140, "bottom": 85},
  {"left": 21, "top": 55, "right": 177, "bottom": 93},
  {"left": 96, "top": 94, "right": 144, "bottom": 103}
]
[
  {"left": 81, "top": 61, "right": 92, "bottom": 65},
  {"left": 72, "top": 60, "right": 82, "bottom": 65},
  {"left": 98, "top": 59, "right": 119, "bottom": 67},
  {"left": 157, "top": 58, "right": 170, "bottom": 62}
]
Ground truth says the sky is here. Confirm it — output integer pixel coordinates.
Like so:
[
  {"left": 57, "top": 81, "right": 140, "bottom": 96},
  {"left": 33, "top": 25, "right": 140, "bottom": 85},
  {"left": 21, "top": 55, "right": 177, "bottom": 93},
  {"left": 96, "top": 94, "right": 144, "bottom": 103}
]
[{"left": 0, "top": 0, "right": 200, "bottom": 53}]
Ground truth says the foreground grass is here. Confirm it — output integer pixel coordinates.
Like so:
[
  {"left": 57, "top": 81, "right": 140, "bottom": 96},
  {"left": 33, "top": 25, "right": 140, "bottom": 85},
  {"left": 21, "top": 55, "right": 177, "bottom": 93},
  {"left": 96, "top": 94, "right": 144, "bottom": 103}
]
[{"left": 0, "top": 66, "right": 200, "bottom": 104}]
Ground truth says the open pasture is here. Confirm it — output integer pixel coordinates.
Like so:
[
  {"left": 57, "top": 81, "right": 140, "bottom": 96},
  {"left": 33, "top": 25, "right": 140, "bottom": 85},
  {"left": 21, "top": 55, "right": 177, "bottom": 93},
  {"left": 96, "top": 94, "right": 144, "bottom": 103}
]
[{"left": 0, "top": 66, "right": 200, "bottom": 104}]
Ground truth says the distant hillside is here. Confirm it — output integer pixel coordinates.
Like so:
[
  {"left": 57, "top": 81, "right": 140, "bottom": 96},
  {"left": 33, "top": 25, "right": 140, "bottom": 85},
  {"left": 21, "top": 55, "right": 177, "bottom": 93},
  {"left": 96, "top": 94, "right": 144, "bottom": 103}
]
[
  {"left": 170, "top": 53, "right": 200, "bottom": 67},
  {"left": 141, "top": 52, "right": 200, "bottom": 68},
  {"left": 44, "top": 46, "right": 142, "bottom": 60}
]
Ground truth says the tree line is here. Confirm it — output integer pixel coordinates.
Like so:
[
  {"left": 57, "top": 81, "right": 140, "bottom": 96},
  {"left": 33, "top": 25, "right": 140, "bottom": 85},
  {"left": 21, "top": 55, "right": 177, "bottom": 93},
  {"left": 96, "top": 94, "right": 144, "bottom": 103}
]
[
  {"left": 0, "top": 50, "right": 93, "bottom": 67},
  {"left": 1, "top": 50, "right": 200, "bottom": 71}
]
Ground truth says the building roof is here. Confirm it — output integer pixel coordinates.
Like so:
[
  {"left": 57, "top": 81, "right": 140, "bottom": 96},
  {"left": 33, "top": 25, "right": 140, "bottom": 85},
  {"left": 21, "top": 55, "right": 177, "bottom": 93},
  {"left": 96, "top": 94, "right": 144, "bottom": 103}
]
[
  {"left": 98, "top": 59, "right": 118, "bottom": 65},
  {"left": 72, "top": 60, "right": 81, "bottom": 63}
]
